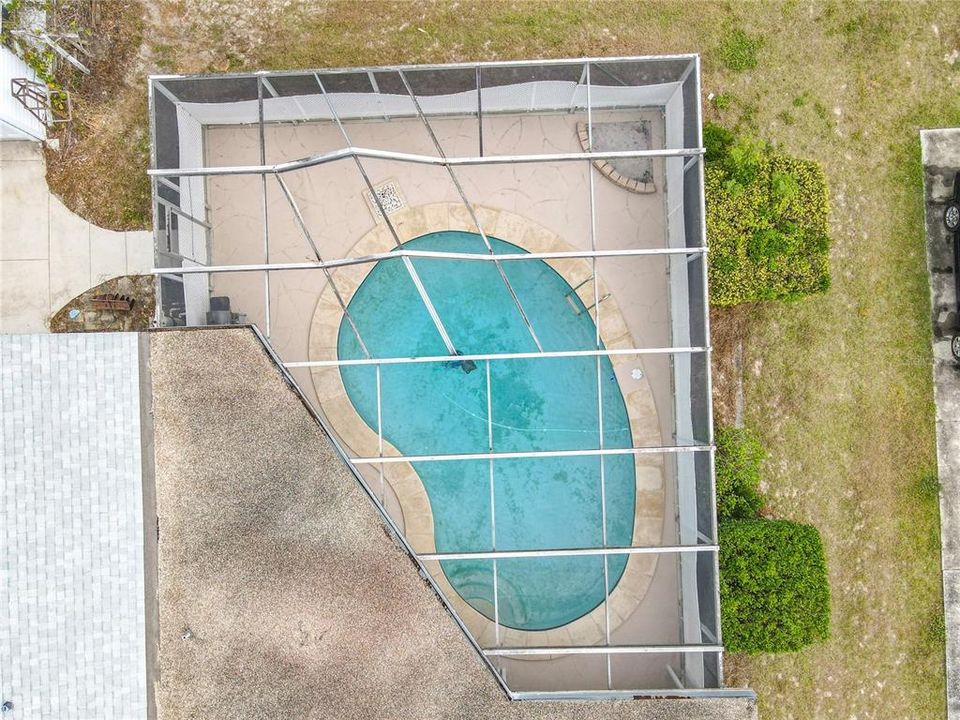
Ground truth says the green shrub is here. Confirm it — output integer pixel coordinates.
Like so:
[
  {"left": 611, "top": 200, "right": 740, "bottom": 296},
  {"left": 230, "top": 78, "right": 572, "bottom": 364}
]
[
  {"left": 705, "top": 125, "right": 831, "bottom": 305},
  {"left": 718, "top": 29, "right": 763, "bottom": 72},
  {"left": 715, "top": 426, "right": 765, "bottom": 521},
  {"left": 703, "top": 123, "right": 735, "bottom": 163},
  {"left": 719, "top": 519, "right": 831, "bottom": 653}
]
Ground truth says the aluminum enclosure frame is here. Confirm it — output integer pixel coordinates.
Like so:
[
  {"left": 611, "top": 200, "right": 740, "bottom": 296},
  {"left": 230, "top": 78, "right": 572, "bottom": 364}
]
[{"left": 147, "top": 56, "right": 743, "bottom": 700}]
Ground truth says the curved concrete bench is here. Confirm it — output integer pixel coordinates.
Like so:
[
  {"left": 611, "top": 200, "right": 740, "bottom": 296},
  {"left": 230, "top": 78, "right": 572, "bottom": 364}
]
[{"left": 576, "top": 123, "right": 657, "bottom": 194}]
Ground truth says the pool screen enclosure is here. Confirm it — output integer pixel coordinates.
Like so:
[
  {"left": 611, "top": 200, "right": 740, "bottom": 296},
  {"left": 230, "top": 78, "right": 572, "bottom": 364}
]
[{"left": 147, "top": 56, "right": 743, "bottom": 700}]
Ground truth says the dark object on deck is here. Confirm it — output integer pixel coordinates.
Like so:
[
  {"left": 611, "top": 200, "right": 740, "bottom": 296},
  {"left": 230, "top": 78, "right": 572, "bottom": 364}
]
[
  {"left": 207, "top": 310, "right": 234, "bottom": 325},
  {"left": 210, "top": 296, "right": 232, "bottom": 312},
  {"left": 451, "top": 350, "right": 477, "bottom": 374},
  {"left": 208, "top": 296, "right": 232, "bottom": 324},
  {"left": 205, "top": 295, "right": 246, "bottom": 325},
  {"left": 91, "top": 293, "right": 134, "bottom": 311}
]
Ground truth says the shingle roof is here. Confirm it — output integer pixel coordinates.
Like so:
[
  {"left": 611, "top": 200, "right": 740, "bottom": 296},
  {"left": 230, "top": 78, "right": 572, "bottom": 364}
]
[{"left": 0, "top": 333, "right": 147, "bottom": 719}]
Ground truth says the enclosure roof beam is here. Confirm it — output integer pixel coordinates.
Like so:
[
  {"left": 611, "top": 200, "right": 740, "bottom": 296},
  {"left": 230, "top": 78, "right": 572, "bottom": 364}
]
[
  {"left": 484, "top": 644, "right": 723, "bottom": 657},
  {"left": 693, "top": 51, "right": 727, "bottom": 686},
  {"left": 257, "top": 76, "right": 272, "bottom": 339},
  {"left": 511, "top": 689, "right": 757, "bottom": 701},
  {"left": 285, "top": 344, "right": 708, "bottom": 369},
  {"left": 147, "top": 53, "right": 699, "bottom": 82},
  {"left": 419, "top": 544, "right": 717, "bottom": 561},
  {"left": 148, "top": 245, "right": 706, "bottom": 277},
  {"left": 584, "top": 63, "right": 613, "bottom": 691},
  {"left": 351, "top": 445, "right": 711, "bottom": 465},
  {"left": 148, "top": 146, "right": 703, "bottom": 178}
]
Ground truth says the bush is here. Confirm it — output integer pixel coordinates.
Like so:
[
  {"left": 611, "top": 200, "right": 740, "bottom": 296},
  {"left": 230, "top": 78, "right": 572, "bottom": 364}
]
[
  {"left": 715, "top": 426, "right": 765, "bottom": 521},
  {"left": 703, "top": 123, "right": 735, "bottom": 163},
  {"left": 705, "top": 125, "right": 831, "bottom": 306},
  {"left": 719, "top": 519, "right": 831, "bottom": 653}
]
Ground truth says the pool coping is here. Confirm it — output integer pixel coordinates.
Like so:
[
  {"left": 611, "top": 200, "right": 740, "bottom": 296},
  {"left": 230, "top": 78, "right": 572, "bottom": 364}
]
[{"left": 307, "top": 202, "right": 666, "bottom": 650}]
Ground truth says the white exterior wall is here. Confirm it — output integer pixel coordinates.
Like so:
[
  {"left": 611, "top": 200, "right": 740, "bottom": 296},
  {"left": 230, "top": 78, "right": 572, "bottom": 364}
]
[
  {"left": 173, "top": 105, "right": 210, "bottom": 325},
  {"left": 174, "top": 105, "right": 207, "bottom": 263},
  {"left": 0, "top": 46, "right": 46, "bottom": 141}
]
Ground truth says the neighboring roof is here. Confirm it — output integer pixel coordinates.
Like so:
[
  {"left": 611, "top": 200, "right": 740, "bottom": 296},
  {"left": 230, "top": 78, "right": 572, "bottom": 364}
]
[
  {"left": 148, "top": 327, "right": 756, "bottom": 720},
  {"left": 0, "top": 333, "right": 147, "bottom": 719}
]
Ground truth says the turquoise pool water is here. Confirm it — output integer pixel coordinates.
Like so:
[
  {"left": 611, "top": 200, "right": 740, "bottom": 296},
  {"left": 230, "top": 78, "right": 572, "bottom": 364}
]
[{"left": 337, "top": 231, "right": 636, "bottom": 631}]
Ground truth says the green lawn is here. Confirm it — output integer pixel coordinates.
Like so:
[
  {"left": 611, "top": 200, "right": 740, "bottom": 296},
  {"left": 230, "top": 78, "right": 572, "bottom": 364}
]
[{"left": 64, "top": 1, "right": 959, "bottom": 716}]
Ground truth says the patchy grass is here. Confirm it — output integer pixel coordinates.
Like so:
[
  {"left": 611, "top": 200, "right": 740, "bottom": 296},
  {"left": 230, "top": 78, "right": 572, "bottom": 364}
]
[
  {"left": 712, "top": 92, "right": 734, "bottom": 111},
  {"left": 47, "top": 1, "right": 954, "bottom": 716},
  {"left": 717, "top": 28, "right": 764, "bottom": 72}
]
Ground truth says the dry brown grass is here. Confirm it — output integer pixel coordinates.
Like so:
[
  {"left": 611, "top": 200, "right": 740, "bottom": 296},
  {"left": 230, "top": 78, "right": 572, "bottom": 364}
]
[
  {"left": 44, "top": 0, "right": 150, "bottom": 229},
  {"left": 45, "top": 1, "right": 958, "bottom": 717},
  {"left": 710, "top": 305, "right": 752, "bottom": 427}
]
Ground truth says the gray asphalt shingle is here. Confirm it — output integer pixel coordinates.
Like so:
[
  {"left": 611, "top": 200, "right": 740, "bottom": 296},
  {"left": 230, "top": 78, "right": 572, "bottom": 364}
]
[{"left": 0, "top": 333, "right": 146, "bottom": 720}]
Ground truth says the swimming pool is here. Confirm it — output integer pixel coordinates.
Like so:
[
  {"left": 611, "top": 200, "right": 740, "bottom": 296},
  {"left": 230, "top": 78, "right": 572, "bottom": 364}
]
[{"left": 337, "top": 231, "right": 636, "bottom": 631}]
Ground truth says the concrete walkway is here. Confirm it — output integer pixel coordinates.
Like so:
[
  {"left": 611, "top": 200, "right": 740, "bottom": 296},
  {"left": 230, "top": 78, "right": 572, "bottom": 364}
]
[
  {"left": 921, "top": 127, "right": 960, "bottom": 719},
  {"left": 0, "top": 141, "right": 153, "bottom": 333}
]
